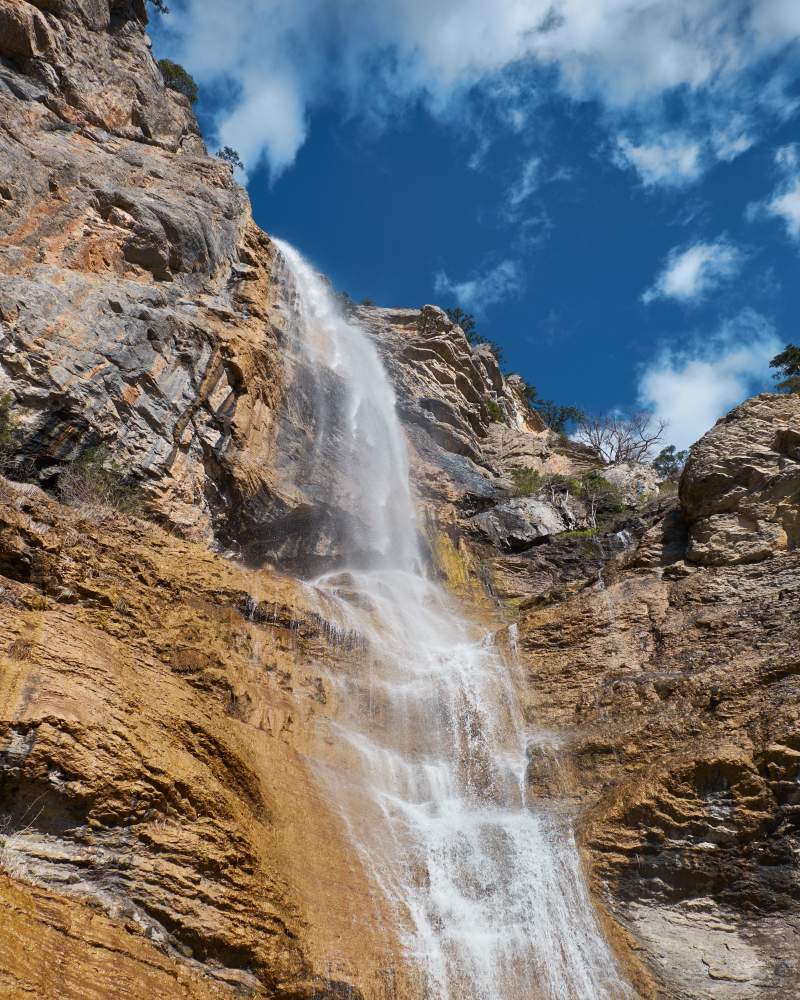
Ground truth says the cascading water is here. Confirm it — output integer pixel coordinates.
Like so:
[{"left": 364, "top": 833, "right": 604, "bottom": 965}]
[{"left": 273, "top": 239, "right": 627, "bottom": 1000}]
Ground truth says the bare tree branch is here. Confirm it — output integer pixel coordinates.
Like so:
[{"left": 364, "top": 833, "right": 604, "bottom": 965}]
[{"left": 575, "top": 412, "right": 667, "bottom": 464}]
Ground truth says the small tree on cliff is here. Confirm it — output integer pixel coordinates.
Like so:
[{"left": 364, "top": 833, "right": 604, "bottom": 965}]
[
  {"left": 519, "top": 381, "right": 584, "bottom": 434},
  {"left": 576, "top": 471, "right": 625, "bottom": 528},
  {"left": 575, "top": 412, "right": 666, "bottom": 465},
  {"left": 445, "top": 307, "right": 478, "bottom": 341},
  {"left": 217, "top": 146, "right": 244, "bottom": 171},
  {"left": 653, "top": 445, "right": 688, "bottom": 481},
  {"left": 770, "top": 344, "right": 800, "bottom": 393},
  {"left": 0, "top": 394, "right": 20, "bottom": 472},
  {"left": 158, "top": 59, "right": 198, "bottom": 104},
  {"left": 59, "top": 445, "right": 142, "bottom": 521}
]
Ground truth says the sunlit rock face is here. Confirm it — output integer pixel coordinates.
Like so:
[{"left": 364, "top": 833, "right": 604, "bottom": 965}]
[
  {"left": 681, "top": 393, "right": 800, "bottom": 565},
  {"left": 0, "top": 0, "right": 288, "bottom": 542},
  {"left": 513, "top": 392, "right": 800, "bottom": 1000},
  {"left": 0, "top": 477, "right": 416, "bottom": 1000}
]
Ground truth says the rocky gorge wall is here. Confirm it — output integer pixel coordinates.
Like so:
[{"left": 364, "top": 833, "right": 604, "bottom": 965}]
[{"left": 1, "top": 3, "right": 799, "bottom": 998}]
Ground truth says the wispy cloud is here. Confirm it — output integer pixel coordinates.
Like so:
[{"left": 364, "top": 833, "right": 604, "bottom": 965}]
[
  {"left": 505, "top": 156, "right": 541, "bottom": 214},
  {"left": 642, "top": 239, "right": 745, "bottom": 304},
  {"left": 637, "top": 310, "right": 780, "bottom": 450},
  {"left": 153, "top": 0, "right": 800, "bottom": 181},
  {"left": 750, "top": 144, "right": 800, "bottom": 241},
  {"left": 433, "top": 259, "right": 521, "bottom": 313},
  {"left": 614, "top": 135, "right": 702, "bottom": 187}
]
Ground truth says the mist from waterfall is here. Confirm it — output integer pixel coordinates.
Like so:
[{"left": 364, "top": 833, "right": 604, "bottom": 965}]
[{"left": 273, "top": 239, "right": 627, "bottom": 1000}]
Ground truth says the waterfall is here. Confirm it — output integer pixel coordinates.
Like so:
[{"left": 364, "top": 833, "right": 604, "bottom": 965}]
[{"left": 273, "top": 239, "right": 627, "bottom": 1000}]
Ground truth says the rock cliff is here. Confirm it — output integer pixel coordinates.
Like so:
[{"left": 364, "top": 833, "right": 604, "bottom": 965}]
[
  {"left": 1, "top": 4, "right": 799, "bottom": 999},
  {"left": 514, "top": 393, "right": 800, "bottom": 999}
]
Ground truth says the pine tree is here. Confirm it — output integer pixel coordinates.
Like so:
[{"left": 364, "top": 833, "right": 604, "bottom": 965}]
[{"left": 770, "top": 344, "right": 800, "bottom": 393}]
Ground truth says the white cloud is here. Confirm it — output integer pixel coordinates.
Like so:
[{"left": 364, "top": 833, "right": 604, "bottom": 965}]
[
  {"left": 637, "top": 311, "right": 780, "bottom": 449},
  {"left": 748, "top": 143, "right": 800, "bottom": 241},
  {"left": 642, "top": 239, "right": 745, "bottom": 304},
  {"left": 506, "top": 156, "right": 541, "bottom": 211},
  {"left": 711, "top": 127, "right": 755, "bottom": 162},
  {"left": 614, "top": 135, "right": 702, "bottom": 187},
  {"left": 433, "top": 259, "right": 521, "bottom": 313},
  {"left": 153, "top": 0, "right": 800, "bottom": 181},
  {"left": 766, "top": 145, "right": 800, "bottom": 239},
  {"left": 768, "top": 181, "right": 800, "bottom": 238}
]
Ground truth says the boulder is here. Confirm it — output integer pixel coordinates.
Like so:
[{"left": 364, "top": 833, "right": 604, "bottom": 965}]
[
  {"left": 681, "top": 393, "right": 800, "bottom": 565},
  {"left": 603, "top": 460, "right": 659, "bottom": 505},
  {"left": 470, "top": 496, "right": 576, "bottom": 551}
]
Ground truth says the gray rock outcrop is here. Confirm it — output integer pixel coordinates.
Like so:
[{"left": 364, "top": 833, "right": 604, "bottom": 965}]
[{"left": 681, "top": 393, "right": 800, "bottom": 565}]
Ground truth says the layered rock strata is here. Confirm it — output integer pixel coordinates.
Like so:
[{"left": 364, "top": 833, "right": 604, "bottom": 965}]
[
  {"left": 512, "top": 393, "right": 800, "bottom": 1000},
  {"left": 1, "top": 3, "right": 800, "bottom": 999}
]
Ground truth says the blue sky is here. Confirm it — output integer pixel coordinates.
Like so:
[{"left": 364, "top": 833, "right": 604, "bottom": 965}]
[{"left": 151, "top": 1, "right": 800, "bottom": 449}]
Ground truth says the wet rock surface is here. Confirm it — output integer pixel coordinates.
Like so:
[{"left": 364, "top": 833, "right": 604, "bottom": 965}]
[{"left": 0, "top": 478, "right": 415, "bottom": 999}]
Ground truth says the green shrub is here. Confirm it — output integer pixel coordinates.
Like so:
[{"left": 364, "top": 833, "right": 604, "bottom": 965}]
[
  {"left": 0, "top": 394, "right": 17, "bottom": 468},
  {"left": 416, "top": 309, "right": 444, "bottom": 336},
  {"left": 575, "top": 471, "right": 625, "bottom": 527},
  {"left": 770, "top": 343, "right": 800, "bottom": 393},
  {"left": 59, "top": 445, "right": 141, "bottom": 519},
  {"left": 511, "top": 467, "right": 543, "bottom": 495},
  {"left": 511, "top": 468, "right": 580, "bottom": 497},
  {"left": 158, "top": 59, "right": 198, "bottom": 104},
  {"left": 486, "top": 400, "right": 504, "bottom": 423},
  {"left": 217, "top": 145, "right": 244, "bottom": 170}
]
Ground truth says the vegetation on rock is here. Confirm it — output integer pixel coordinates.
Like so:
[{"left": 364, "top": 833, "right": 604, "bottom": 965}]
[
  {"left": 217, "top": 145, "right": 244, "bottom": 170},
  {"left": 512, "top": 467, "right": 625, "bottom": 527},
  {"left": 653, "top": 444, "right": 689, "bottom": 480},
  {"left": 519, "top": 380, "right": 585, "bottom": 434},
  {"left": 158, "top": 58, "right": 198, "bottom": 104},
  {"left": 486, "top": 400, "right": 505, "bottom": 422},
  {"left": 770, "top": 343, "right": 800, "bottom": 393},
  {"left": 58, "top": 446, "right": 142, "bottom": 520},
  {"left": 416, "top": 307, "right": 445, "bottom": 336},
  {"left": 576, "top": 411, "right": 666, "bottom": 464},
  {"left": 0, "top": 394, "right": 19, "bottom": 472}
]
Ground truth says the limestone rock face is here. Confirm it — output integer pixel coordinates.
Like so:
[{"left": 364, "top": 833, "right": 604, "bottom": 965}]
[
  {"left": 681, "top": 393, "right": 800, "bottom": 565},
  {"left": 603, "top": 460, "right": 660, "bottom": 506},
  {"left": 360, "top": 305, "right": 545, "bottom": 478},
  {"left": 0, "top": 0, "right": 287, "bottom": 542},
  {"left": 509, "top": 393, "right": 800, "bottom": 1000},
  {"left": 0, "top": 479, "right": 417, "bottom": 999},
  {"left": 470, "top": 496, "right": 576, "bottom": 551}
]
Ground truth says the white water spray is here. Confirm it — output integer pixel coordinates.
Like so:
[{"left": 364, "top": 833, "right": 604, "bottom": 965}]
[{"left": 274, "top": 240, "right": 627, "bottom": 999}]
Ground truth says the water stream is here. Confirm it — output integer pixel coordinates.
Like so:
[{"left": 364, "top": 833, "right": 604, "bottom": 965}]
[{"left": 273, "top": 240, "right": 626, "bottom": 999}]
